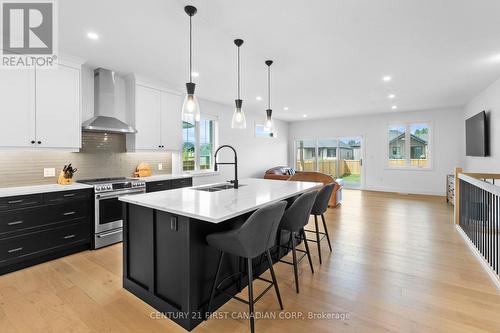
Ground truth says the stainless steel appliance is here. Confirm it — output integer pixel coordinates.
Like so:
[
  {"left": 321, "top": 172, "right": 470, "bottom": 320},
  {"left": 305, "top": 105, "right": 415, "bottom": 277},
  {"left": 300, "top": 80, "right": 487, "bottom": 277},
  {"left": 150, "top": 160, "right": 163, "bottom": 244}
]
[{"left": 78, "top": 177, "right": 146, "bottom": 249}]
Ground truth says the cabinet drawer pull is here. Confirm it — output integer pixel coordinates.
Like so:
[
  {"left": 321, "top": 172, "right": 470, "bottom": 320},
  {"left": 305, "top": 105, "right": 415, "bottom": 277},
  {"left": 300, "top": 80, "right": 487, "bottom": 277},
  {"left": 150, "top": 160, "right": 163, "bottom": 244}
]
[
  {"left": 156, "top": 183, "right": 164, "bottom": 186},
  {"left": 7, "top": 220, "right": 24, "bottom": 226},
  {"left": 63, "top": 211, "right": 76, "bottom": 216},
  {"left": 63, "top": 193, "right": 76, "bottom": 197},
  {"left": 7, "top": 200, "right": 23, "bottom": 204},
  {"left": 63, "top": 234, "right": 76, "bottom": 239},
  {"left": 8, "top": 247, "right": 23, "bottom": 253}
]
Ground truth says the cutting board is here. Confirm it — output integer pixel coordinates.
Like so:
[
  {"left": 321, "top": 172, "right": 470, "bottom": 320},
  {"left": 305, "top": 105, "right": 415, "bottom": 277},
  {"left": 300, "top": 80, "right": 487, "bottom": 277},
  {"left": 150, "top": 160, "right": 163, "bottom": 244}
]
[{"left": 134, "top": 162, "right": 152, "bottom": 177}]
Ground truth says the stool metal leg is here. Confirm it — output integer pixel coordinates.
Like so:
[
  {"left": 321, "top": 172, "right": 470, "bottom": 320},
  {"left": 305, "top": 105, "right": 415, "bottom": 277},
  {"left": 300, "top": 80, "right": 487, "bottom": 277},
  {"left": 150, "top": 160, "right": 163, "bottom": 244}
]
[
  {"left": 206, "top": 251, "right": 224, "bottom": 320},
  {"left": 266, "top": 249, "right": 283, "bottom": 310},
  {"left": 321, "top": 214, "right": 332, "bottom": 252},
  {"left": 314, "top": 215, "right": 322, "bottom": 264},
  {"left": 247, "top": 258, "right": 255, "bottom": 333},
  {"left": 291, "top": 233, "right": 300, "bottom": 293},
  {"left": 300, "top": 229, "right": 314, "bottom": 273}
]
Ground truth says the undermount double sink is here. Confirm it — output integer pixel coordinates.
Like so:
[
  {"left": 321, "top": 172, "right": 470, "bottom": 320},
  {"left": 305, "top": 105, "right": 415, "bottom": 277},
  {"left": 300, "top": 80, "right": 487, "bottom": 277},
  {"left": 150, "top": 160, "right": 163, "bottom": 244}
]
[{"left": 193, "top": 183, "right": 246, "bottom": 192}]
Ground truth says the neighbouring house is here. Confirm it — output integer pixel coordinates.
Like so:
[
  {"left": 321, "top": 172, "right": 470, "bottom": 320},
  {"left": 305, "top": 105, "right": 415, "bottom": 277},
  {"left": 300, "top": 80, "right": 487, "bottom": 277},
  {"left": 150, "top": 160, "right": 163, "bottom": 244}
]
[{"left": 389, "top": 130, "right": 428, "bottom": 160}]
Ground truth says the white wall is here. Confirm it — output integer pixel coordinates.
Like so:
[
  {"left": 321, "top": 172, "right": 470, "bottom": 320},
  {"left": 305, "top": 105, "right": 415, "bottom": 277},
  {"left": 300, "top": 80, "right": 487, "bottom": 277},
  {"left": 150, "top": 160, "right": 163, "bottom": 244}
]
[
  {"left": 175, "top": 98, "right": 289, "bottom": 185},
  {"left": 463, "top": 76, "right": 500, "bottom": 172},
  {"left": 288, "top": 107, "right": 464, "bottom": 195}
]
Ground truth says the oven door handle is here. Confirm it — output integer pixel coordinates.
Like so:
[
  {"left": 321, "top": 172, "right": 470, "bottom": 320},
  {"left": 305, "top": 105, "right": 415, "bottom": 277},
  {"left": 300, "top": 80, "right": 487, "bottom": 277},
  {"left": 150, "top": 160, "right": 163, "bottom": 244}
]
[
  {"left": 95, "top": 189, "right": 145, "bottom": 199},
  {"left": 97, "top": 229, "right": 122, "bottom": 238}
]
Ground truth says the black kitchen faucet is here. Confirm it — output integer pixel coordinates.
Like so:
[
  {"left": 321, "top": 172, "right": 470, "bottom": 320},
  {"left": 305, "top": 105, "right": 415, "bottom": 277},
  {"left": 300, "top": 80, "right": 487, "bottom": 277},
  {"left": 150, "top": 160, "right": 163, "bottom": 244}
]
[{"left": 214, "top": 145, "right": 238, "bottom": 189}]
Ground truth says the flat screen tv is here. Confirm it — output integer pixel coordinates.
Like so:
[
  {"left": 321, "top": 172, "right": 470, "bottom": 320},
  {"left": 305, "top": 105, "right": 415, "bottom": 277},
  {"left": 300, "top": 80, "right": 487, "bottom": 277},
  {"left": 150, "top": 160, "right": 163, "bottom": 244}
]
[{"left": 466, "top": 111, "right": 489, "bottom": 157}]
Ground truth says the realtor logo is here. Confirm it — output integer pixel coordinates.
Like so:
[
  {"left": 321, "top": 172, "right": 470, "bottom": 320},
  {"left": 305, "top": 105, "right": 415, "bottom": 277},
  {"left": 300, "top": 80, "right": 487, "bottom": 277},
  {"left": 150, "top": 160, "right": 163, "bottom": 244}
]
[{"left": 1, "top": 0, "right": 57, "bottom": 67}]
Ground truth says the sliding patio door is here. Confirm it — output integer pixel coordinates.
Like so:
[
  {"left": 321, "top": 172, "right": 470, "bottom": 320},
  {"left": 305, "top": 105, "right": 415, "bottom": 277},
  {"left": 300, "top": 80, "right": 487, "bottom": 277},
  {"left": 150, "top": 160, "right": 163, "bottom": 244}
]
[
  {"left": 295, "top": 136, "right": 364, "bottom": 189},
  {"left": 338, "top": 136, "right": 363, "bottom": 188}
]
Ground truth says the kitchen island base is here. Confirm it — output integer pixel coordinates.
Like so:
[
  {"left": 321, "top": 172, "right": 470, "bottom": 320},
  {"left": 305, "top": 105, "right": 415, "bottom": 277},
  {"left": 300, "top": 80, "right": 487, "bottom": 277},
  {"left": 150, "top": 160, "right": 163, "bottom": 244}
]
[{"left": 123, "top": 203, "right": 287, "bottom": 331}]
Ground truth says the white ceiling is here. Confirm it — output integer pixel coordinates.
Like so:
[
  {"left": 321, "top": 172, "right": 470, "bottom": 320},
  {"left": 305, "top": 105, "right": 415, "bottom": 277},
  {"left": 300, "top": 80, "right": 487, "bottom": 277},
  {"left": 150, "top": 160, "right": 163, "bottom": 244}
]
[{"left": 60, "top": 0, "right": 500, "bottom": 121}]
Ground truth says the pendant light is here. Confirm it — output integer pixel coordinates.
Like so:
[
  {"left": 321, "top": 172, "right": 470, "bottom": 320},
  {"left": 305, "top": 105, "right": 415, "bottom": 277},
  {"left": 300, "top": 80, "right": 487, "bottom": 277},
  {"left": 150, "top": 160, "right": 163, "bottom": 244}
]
[
  {"left": 264, "top": 60, "right": 274, "bottom": 132},
  {"left": 182, "top": 5, "right": 201, "bottom": 122},
  {"left": 231, "top": 39, "right": 246, "bottom": 129}
]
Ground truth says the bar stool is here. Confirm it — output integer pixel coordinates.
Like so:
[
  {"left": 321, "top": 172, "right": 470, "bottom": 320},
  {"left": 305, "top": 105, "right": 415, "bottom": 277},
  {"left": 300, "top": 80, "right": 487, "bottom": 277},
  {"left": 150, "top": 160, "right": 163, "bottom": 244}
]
[
  {"left": 305, "top": 183, "right": 334, "bottom": 264},
  {"left": 276, "top": 190, "right": 318, "bottom": 293},
  {"left": 206, "top": 201, "right": 287, "bottom": 333}
]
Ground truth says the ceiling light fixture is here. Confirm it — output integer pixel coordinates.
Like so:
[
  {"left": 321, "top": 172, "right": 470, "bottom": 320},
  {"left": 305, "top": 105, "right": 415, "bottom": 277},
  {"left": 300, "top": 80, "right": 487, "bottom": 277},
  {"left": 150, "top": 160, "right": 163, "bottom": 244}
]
[
  {"left": 87, "top": 32, "right": 99, "bottom": 40},
  {"left": 388, "top": 94, "right": 395, "bottom": 99},
  {"left": 181, "top": 5, "right": 201, "bottom": 122},
  {"left": 264, "top": 60, "right": 275, "bottom": 133},
  {"left": 383, "top": 76, "right": 392, "bottom": 82},
  {"left": 256, "top": 96, "right": 262, "bottom": 101},
  {"left": 284, "top": 107, "right": 289, "bottom": 111},
  {"left": 302, "top": 114, "right": 308, "bottom": 118},
  {"left": 191, "top": 71, "right": 199, "bottom": 77},
  {"left": 231, "top": 39, "right": 246, "bottom": 129},
  {"left": 391, "top": 105, "right": 398, "bottom": 110}
]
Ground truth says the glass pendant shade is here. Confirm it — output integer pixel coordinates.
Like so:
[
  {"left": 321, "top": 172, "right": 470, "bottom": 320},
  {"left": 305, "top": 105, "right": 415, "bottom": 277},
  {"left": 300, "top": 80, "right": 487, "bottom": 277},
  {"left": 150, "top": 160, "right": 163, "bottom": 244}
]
[
  {"left": 182, "top": 94, "right": 200, "bottom": 122},
  {"left": 264, "top": 109, "right": 274, "bottom": 132},
  {"left": 231, "top": 99, "right": 246, "bottom": 129}
]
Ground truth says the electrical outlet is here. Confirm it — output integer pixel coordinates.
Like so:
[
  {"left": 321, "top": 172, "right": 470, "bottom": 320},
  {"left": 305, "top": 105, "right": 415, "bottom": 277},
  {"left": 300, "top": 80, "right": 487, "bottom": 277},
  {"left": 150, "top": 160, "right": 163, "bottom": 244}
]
[
  {"left": 44, "top": 168, "right": 56, "bottom": 177},
  {"left": 158, "top": 163, "right": 163, "bottom": 171}
]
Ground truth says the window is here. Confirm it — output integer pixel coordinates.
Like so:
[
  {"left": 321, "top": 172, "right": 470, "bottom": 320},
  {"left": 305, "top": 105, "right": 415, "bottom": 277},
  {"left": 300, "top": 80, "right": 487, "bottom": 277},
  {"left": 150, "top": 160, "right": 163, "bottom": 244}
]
[
  {"left": 255, "top": 124, "right": 276, "bottom": 138},
  {"left": 295, "top": 139, "right": 317, "bottom": 171},
  {"left": 388, "top": 122, "right": 430, "bottom": 169},
  {"left": 182, "top": 115, "right": 218, "bottom": 171}
]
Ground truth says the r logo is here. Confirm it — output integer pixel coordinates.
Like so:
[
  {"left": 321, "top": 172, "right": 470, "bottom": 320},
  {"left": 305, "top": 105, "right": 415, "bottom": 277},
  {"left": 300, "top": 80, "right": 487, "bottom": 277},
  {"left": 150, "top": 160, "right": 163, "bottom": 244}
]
[{"left": 2, "top": 1, "right": 53, "bottom": 54}]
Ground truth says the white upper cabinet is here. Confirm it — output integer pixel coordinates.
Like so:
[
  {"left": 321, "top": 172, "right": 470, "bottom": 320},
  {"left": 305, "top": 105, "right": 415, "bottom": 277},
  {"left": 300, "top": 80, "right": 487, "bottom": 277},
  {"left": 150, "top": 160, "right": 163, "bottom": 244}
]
[
  {"left": 0, "top": 69, "right": 35, "bottom": 148},
  {"left": 0, "top": 60, "right": 82, "bottom": 150},
  {"left": 160, "top": 91, "right": 182, "bottom": 151},
  {"left": 127, "top": 77, "right": 183, "bottom": 152},
  {"left": 35, "top": 64, "right": 81, "bottom": 149},
  {"left": 134, "top": 84, "right": 161, "bottom": 150}
]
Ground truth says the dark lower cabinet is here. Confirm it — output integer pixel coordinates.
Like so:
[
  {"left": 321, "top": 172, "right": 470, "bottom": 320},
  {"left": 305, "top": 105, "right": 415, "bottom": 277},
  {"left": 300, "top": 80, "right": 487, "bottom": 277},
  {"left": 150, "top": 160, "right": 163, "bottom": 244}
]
[
  {"left": 0, "top": 189, "right": 92, "bottom": 275},
  {"left": 146, "top": 177, "right": 193, "bottom": 193}
]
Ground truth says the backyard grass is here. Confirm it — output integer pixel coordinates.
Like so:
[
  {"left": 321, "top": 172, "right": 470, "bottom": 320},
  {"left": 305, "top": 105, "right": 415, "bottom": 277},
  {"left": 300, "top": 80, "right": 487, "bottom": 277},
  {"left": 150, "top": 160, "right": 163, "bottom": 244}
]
[{"left": 341, "top": 173, "right": 360, "bottom": 184}]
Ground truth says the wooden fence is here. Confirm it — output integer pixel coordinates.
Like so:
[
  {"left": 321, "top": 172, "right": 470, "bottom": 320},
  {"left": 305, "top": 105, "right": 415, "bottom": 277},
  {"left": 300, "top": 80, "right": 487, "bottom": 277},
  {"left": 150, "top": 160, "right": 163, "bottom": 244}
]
[
  {"left": 388, "top": 159, "right": 428, "bottom": 168},
  {"left": 296, "top": 159, "right": 361, "bottom": 177}
]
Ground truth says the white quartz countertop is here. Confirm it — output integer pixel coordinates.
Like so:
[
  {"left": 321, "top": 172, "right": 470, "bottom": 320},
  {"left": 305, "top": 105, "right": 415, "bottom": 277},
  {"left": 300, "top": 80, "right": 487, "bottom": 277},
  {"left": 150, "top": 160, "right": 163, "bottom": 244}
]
[
  {"left": 139, "top": 174, "right": 193, "bottom": 182},
  {"left": 138, "top": 171, "right": 220, "bottom": 182},
  {"left": 119, "top": 178, "right": 323, "bottom": 223},
  {"left": 0, "top": 183, "right": 93, "bottom": 198}
]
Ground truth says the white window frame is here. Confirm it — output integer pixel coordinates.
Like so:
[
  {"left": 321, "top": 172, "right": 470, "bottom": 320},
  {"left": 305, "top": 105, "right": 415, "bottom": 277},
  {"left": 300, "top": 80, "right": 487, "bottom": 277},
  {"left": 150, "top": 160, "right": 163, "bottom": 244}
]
[
  {"left": 183, "top": 114, "right": 219, "bottom": 172},
  {"left": 386, "top": 121, "right": 433, "bottom": 170}
]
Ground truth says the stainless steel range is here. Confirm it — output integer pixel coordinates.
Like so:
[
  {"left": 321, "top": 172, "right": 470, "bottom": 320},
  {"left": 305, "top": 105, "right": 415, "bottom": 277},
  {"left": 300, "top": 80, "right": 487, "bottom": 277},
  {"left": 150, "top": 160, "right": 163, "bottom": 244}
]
[{"left": 78, "top": 177, "right": 146, "bottom": 249}]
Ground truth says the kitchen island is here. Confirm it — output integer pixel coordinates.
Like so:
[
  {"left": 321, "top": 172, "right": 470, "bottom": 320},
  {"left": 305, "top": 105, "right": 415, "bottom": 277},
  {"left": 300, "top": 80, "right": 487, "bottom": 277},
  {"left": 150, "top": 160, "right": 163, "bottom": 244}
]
[{"left": 119, "top": 178, "right": 322, "bottom": 331}]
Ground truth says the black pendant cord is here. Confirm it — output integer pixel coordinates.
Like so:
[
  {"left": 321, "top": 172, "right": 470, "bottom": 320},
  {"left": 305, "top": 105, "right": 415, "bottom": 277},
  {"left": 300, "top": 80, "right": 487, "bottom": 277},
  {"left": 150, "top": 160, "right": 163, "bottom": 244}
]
[
  {"left": 189, "top": 14, "right": 192, "bottom": 84},
  {"left": 267, "top": 65, "right": 271, "bottom": 110},
  {"left": 237, "top": 46, "right": 240, "bottom": 100}
]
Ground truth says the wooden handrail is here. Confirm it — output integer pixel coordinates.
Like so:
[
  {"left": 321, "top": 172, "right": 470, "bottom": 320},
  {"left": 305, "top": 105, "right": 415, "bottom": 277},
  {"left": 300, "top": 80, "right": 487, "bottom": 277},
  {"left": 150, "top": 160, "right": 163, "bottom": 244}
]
[{"left": 463, "top": 172, "right": 500, "bottom": 180}]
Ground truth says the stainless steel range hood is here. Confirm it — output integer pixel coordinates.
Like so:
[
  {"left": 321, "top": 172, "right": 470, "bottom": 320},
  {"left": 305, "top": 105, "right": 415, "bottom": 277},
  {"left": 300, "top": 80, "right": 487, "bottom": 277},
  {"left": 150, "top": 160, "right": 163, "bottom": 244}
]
[{"left": 82, "top": 68, "right": 137, "bottom": 134}]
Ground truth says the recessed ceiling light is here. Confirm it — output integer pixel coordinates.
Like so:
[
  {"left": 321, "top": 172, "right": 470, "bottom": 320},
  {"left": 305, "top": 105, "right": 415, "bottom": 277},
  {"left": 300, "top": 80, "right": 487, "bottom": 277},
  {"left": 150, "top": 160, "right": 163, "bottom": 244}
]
[
  {"left": 284, "top": 107, "right": 289, "bottom": 111},
  {"left": 382, "top": 76, "right": 392, "bottom": 82},
  {"left": 391, "top": 105, "right": 398, "bottom": 110},
  {"left": 302, "top": 114, "right": 308, "bottom": 118},
  {"left": 256, "top": 96, "right": 262, "bottom": 101},
  {"left": 388, "top": 94, "right": 395, "bottom": 99},
  {"left": 87, "top": 32, "right": 99, "bottom": 40},
  {"left": 191, "top": 71, "right": 199, "bottom": 77}
]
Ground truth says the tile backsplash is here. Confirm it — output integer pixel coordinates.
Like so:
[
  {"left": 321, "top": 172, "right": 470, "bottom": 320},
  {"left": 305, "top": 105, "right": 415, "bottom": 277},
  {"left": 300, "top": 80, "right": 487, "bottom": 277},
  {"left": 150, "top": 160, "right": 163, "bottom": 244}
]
[{"left": 0, "top": 132, "right": 172, "bottom": 187}]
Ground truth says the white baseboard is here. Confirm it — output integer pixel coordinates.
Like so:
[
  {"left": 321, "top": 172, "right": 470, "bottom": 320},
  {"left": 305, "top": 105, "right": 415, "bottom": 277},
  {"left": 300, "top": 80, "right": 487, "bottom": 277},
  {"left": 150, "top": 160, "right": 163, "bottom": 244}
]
[
  {"left": 455, "top": 225, "right": 500, "bottom": 290},
  {"left": 363, "top": 185, "right": 445, "bottom": 197}
]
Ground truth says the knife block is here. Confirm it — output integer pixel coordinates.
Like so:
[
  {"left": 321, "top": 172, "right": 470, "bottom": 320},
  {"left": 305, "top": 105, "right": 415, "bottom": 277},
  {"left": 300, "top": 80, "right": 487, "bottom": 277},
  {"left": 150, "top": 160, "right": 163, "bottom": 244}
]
[{"left": 57, "top": 171, "right": 73, "bottom": 185}]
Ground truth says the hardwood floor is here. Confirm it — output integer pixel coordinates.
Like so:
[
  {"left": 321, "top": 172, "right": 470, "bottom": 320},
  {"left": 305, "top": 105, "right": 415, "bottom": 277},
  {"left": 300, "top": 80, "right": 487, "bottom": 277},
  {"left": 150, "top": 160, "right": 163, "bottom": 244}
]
[{"left": 1, "top": 189, "right": 500, "bottom": 333}]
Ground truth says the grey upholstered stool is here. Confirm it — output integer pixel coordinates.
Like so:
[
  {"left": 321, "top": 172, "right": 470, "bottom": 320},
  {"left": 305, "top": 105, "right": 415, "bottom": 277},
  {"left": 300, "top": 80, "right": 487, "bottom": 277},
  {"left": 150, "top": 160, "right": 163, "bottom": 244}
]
[
  {"left": 205, "top": 201, "right": 287, "bottom": 333},
  {"left": 305, "top": 183, "right": 334, "bottom": 264},
  {"left": 276, "top": 190, "right": 317, "bottom": 293}
]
